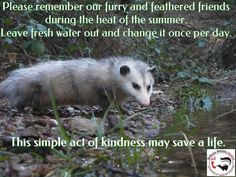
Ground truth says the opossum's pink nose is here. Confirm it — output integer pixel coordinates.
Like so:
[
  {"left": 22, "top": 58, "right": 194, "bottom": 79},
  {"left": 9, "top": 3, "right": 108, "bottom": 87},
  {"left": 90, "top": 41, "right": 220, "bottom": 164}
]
[{"left": 140, "top": 99, "right": 150, "bottom": 107}]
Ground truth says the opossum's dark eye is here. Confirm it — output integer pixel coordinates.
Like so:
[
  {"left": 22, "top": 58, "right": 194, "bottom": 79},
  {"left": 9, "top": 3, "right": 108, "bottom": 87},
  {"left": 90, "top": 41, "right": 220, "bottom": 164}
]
[
  {"left": 132, "top": 82, "right": 140, "bottom": 90},
  {"left": 147, "top": 85, "right": 151, "bottom": 92}
]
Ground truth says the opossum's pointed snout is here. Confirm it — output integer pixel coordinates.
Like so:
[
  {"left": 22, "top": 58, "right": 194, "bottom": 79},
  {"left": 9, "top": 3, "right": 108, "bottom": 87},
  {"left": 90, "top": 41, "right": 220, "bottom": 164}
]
[{"left": 138, "top": 98, "right": 150, "bottom": 107}]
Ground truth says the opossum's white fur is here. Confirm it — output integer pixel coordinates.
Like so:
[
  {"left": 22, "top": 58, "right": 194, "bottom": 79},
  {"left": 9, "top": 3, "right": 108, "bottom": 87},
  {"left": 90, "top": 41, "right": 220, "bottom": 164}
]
[{"left": 0, "top": 57, "right": 155, "bottom": 111}]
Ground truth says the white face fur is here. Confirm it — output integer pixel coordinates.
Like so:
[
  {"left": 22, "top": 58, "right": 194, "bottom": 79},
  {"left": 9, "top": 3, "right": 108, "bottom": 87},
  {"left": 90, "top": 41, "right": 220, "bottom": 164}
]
[{"left": 118, "top": 62, "right": 155, "bottom": 106}]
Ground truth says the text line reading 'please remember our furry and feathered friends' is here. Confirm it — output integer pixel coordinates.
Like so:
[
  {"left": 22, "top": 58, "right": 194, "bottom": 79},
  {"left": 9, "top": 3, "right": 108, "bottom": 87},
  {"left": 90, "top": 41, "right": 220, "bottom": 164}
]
[
  {"left": 2, "top": 1, "right": 230, "bottom": 12},
  {"left": 1, "top": 1, "right": 232, "bottom": 39}
]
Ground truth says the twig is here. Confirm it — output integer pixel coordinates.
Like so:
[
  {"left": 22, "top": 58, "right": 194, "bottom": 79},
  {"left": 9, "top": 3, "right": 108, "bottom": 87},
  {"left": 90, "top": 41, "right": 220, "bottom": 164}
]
[
  {"left": 23, "top": 48, "right": 32, "bottom": 66},
  {"left": 180, "top": 131, "right": 199, "bottom": 176},
  {"left": 215, "top": 109, "right": 236, "bottom": 120}
]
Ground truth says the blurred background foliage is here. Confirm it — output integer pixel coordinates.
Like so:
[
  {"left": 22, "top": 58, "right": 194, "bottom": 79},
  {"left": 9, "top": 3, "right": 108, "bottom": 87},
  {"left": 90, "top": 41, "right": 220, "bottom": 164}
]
[{"left": 0, "top": 0, "right": 235, "bottom": 82}]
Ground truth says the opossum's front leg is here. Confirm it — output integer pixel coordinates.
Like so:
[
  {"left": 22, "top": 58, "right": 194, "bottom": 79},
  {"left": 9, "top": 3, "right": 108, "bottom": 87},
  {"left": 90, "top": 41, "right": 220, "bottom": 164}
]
[
  {"left": 96, "top": 87, "right": 114, "bottom": 115},
  {"left": 16, "top": 95, "right": 34, "bottom": 112},
  {"left": 100, "top": 101, "right": 112, "bottom": 114},
  {"left": 15, "top": 82, "right": 46, "bottom": 113},
  {"left": 16, "top": 97, "right": 46, "bottom": 113},
  {"left": 16, "top": 98, "right": 27, "bottom": 112}
]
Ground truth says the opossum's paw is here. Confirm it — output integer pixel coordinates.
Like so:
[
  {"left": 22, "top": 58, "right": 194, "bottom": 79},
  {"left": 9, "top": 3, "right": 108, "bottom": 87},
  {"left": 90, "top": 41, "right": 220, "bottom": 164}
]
[
  {"left": 90, "top": 108, "right": 108, "bottom": 118},
  {"left": 16, "top": 100, "right": 47, "bottom": 114},
  {"left": 31, "top": 104, "right": 51, "bottom": 115},
  {"left": 120, "top": 106, "right": 134, "bottom": 116}
]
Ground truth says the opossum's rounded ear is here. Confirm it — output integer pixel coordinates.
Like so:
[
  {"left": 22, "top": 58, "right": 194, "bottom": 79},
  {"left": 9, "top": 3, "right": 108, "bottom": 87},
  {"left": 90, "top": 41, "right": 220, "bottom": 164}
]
[
  {"left": 120, "top": 65, "right": 130, "bottom": 76},
  {"left": 148, "top": 66, "right": 156, "bottom": 74}
]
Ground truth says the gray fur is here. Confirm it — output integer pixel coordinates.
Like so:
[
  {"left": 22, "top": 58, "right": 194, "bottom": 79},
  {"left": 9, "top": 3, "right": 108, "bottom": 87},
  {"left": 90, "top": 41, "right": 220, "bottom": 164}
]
[{"left": 0, "top": 57, "right": 155, "bottom": 111}]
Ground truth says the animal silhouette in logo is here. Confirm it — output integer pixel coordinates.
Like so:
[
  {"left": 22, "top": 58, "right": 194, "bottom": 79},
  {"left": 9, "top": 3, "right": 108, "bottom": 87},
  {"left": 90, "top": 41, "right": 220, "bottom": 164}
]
[{"left": 217, "top": 157, "right": 231, "bottom": 171}]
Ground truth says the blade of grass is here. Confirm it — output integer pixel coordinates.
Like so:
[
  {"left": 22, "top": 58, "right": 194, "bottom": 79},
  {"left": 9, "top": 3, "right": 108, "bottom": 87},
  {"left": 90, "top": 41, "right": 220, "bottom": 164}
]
[{"left": 49, "top": 87, "right": 70, "bottom": 142}]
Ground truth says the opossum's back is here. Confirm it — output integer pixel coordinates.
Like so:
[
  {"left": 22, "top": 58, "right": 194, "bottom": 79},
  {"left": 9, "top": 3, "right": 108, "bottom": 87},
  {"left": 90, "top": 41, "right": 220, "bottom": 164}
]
[
  {"left": 0, "top": 59, "right": 107, "bottom": 107},
  {"left": 0, "top": 60, "right": 79, "bottom": 98}
]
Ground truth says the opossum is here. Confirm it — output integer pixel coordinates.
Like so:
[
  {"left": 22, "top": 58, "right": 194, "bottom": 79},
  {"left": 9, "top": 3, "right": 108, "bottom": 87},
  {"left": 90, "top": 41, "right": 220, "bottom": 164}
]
[{"left": 0, "top": 57, "right": 155, "bottom": 112}]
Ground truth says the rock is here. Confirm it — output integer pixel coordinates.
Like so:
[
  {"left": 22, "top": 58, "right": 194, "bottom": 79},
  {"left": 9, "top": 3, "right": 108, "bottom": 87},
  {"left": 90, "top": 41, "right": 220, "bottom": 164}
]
[
  {"left": 65, "top": 117, "right": 102, "bottom": 135},
  {"left": 66, "top": 107, "right": 75, "bottom": 115}
]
